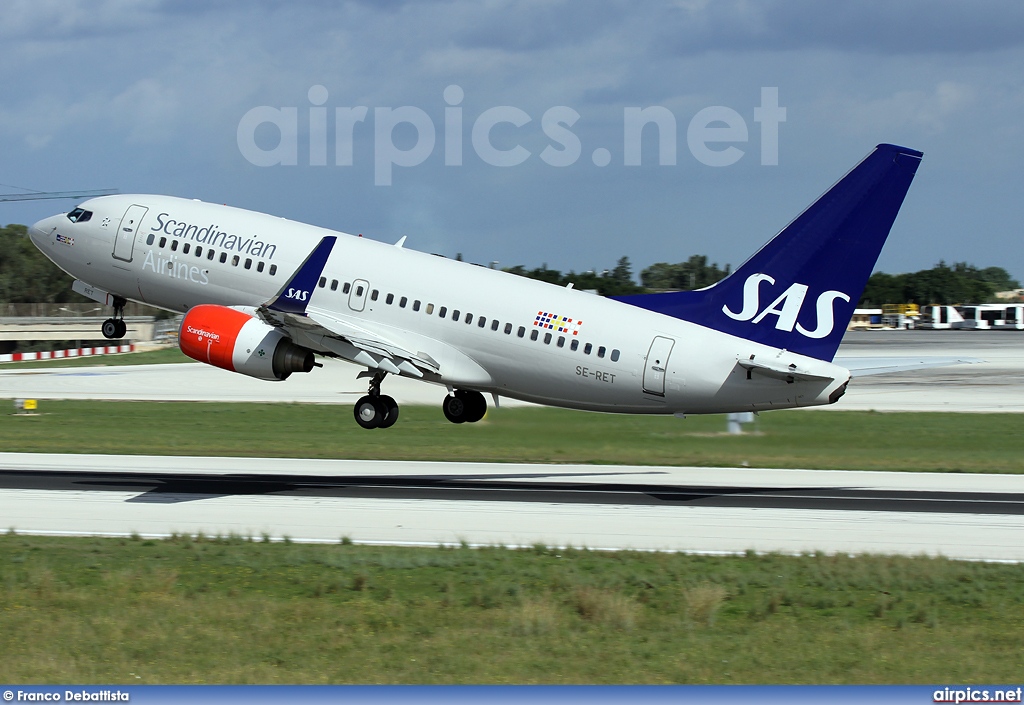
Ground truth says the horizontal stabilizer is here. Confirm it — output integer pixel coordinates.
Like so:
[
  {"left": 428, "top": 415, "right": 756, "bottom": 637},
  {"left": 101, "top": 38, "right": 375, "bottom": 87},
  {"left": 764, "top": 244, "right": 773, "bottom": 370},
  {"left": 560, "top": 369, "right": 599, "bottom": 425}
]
[
  {"left": 737, "top": 357, "right": 835, "bottom": 383},
  {"left": 836, "top": 356, "right": 982, "bottom": 377}
]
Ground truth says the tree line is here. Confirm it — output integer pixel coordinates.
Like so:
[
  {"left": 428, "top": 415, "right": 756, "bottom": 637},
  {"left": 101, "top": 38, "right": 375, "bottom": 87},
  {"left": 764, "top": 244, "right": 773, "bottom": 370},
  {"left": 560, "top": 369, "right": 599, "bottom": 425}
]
[
  {"left": 0, "top": 224, "right": 90, "bottom": 304},
  {"left": 3, "top": 222, "right": 1019, "bottom": 307},
  {"left": 504, "top": 256, "right": 1020, "bottom": 305}
]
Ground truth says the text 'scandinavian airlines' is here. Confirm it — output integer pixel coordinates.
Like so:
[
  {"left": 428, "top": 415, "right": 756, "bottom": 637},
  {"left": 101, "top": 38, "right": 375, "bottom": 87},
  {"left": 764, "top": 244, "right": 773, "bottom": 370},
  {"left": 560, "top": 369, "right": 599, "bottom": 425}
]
[{"left": 30, "top": 144, "right": 922, "bottom": 429}]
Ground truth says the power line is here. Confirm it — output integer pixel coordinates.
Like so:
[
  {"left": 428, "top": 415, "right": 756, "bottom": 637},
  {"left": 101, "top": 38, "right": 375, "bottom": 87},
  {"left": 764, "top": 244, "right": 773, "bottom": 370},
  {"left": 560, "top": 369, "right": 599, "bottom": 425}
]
[{"left": 0, "top": 188, "right": 118, "bottom": 203}]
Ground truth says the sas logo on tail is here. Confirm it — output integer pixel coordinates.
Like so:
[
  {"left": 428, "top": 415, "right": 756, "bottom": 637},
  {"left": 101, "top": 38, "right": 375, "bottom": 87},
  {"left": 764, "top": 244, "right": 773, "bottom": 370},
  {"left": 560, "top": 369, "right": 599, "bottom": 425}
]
[
  {"left": 723, "top": 273, "right": 850, "bottom": 339},
  {"left": 285, "top": 288, "right": 310, "bottom": 302}
]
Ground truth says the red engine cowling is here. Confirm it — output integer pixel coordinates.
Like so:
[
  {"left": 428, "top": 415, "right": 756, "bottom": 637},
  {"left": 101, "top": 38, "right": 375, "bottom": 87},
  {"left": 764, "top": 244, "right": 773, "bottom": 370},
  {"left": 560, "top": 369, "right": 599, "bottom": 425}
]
[{"left": 179, "top": 305, "right": 316, "bottom": 381}]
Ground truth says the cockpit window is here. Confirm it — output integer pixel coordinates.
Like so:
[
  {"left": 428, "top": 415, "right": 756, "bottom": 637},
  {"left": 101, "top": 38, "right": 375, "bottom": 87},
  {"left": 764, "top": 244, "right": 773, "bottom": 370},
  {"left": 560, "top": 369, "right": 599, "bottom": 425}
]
[{"left": 67, "top": 208, "right": 93, "bottom": 223}]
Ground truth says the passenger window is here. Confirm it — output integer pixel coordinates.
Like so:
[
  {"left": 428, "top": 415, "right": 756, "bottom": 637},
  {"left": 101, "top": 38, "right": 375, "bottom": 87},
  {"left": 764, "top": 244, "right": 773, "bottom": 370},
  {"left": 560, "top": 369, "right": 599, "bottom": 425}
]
[
  {"left": 257, "top": 261, "right": 265, "bottom": 273},
  {"left": 219, "top": 252, "right": 227, "bottom": 263},
  {"left": 439, "top": 306, "right": 447, "bottom": 318},
  {"left": 597, "top": 346, "right": 606, "bottom": 358},
  {"left": 232, "top": 255, "right": 239, "bottom": 266},
  {"left": 343, "top": 282, "right": 351, "bottom": 294},
  {"left": 330, "top": 279, "right": 338, "bottom": 291},
  {"left": 371, "top": 289, "right": 378, "bottom": 301},
  {"left": 571, "top": 339, "right": 579, "bottom": 351},
  {"left": 517, "top": 326, "right": 525, "bottom": 338},
  {"left": 159, "top": 237, "right": 167, "bottom": 248},
  {"left": 611, "top": 349, "right": 620, "bottom": 362},
  {"left": 244, "top": 258, "right": 252, "bottom": 270},
  {"left": 504, "top": 323, "right": 512, "bottom": 334},
  {"left": 195, "top": 246, "right": 202, "bottom": 257},
  {"left": 413, "top": 300, "right": 421, "bottom": 312},
  {"left": 584, "top": 343, "right": 592, "bottom": 355},
  {"left": 399, "top": 296, "right": 407, "bottom": 308},
  {"left": 171, "top": 240, "right": 178, "bottom": 251},
  {"left": 452, "top": 310, "right": 460, "bottom": 321},
  {"left": 466, "top": 313, "right": 474, "bottom": 325},
  {"left": 491, "top": 320, "right": 499, "bottom": 331},
  {"left": 479, "top": 317, "right": 487, "bottom": 328},
  {"left": 269, "top": 264, "right": 277, "bottom": 276},
  {"left": 557, "top": 336, "right": 565, "bottom": 348},
  {"left": 530, "top": 330, "right": 538, "bottom": 341},
  {"left": 146, "top": 233, "right": 155, "bottom": 245},
  {"left": 356, "top": 285, "right": 364, "bottom": 296},
  {"left": 319, "top": 276, "right": 326, "bottom": 288},
  {"left": 207, "top": 250, "right": 215, "bottom": 261},
  {"left": 426, "top": 303, "right": 434, "bottom": 314},
  {"left": 544, "top": 333, "right": 552, "bottom": 344},
  {"left": 183, "top": 244, "right": 190, "bottom": 254}
]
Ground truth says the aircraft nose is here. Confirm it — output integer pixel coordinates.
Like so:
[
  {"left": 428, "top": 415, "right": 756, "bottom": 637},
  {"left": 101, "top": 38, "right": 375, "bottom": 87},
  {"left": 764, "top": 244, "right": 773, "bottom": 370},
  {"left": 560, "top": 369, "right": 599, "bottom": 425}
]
[{"left": 29, "top": 215, "right": 57, "bottom": 246}]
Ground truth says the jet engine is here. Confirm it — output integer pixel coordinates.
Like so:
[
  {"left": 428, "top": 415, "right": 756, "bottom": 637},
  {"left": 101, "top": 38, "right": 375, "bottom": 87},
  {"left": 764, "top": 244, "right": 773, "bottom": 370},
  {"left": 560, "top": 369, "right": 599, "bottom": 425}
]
[{"left": 179, "top": 304, "right": 316, "bottom": 381}]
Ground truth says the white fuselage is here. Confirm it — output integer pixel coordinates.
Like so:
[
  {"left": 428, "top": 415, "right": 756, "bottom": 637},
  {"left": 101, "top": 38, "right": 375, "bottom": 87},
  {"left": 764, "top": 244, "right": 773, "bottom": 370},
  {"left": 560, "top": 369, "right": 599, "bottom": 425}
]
[{"left": 29, "top": 195, "right": 850, "bottom": 414}]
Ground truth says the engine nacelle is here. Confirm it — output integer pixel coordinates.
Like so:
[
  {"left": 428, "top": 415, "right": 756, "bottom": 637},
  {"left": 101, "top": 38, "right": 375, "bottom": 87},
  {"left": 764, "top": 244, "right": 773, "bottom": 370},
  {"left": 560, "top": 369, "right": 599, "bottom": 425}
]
[{"left": 179, "top": 304, "right": 316, "bottom": 381}]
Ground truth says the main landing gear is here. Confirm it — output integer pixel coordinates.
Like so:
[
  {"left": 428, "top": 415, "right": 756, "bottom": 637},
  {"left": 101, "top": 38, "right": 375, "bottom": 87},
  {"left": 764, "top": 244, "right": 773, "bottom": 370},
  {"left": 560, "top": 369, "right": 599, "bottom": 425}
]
[
  {"left": 442, "top": 389, "right": 487, "bottom": 424},
  {"left": 101, "top": 296, "right": 128, "bottom": 340},
  {"left": 350, "top": 372, "right": 488, "bottom": 429},
  {"left": 353, "top": 371, "right": 399, "bottom": 430}
]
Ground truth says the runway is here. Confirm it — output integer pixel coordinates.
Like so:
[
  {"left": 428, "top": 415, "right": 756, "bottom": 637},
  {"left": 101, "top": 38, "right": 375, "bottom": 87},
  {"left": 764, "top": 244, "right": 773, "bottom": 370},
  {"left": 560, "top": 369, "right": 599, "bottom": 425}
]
[
  {"left": 4, "top": 453, "right": 1023, "bottom": 561},
  {"left": 1, "top": 331, "right": 1021, "bottom": 560}
]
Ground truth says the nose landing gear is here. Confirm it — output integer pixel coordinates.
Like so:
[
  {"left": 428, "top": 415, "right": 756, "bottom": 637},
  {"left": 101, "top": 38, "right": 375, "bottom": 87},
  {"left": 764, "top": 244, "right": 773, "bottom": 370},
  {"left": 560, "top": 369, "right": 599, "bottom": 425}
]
[{"left": 101, "top": 296, "right": 128, "bottom": 340}]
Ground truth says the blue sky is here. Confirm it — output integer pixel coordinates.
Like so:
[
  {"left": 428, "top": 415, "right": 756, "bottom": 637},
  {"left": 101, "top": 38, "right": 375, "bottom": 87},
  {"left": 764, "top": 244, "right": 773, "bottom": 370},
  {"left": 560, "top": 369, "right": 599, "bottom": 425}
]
[{"left": 3, "top": 0, "right": 1023, "bottom": 280}]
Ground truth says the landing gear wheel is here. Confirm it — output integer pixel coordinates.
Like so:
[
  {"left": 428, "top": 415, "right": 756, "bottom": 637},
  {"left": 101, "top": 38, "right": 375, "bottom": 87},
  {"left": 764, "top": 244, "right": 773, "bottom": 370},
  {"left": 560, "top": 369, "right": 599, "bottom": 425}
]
[
  {"left": 459, "top": 390, "right": 487, "bottom": 423},
  {"left": 378, "top": 395, "right": 400, "bottom": 429},
  {"left": 115, "top": 319, "right": 127, "bottom": 338},
  {"left": 443, "top": 390, "right": 487, "bottom": 424},
  {"left": 442, "top": 394, "right": 467, "bottom": 424},
  {"left": 353, "top": 395, "right": 388, "bottom": 429},
  {"left": 101, "top": 318, "right": 120, "bottom": 340}
]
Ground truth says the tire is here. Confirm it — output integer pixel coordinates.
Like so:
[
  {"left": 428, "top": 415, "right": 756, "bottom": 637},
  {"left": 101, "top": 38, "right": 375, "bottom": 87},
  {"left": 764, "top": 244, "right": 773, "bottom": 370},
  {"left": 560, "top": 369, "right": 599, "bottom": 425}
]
[
  {"left": 458, "top": 390, "right": 487, "bottom": 423},
  {"left": 353, "top": 395, "right": 386, "bottom": 429},
  {"left": 115, "top": 319, "right": 127, "bottom": 338},
  {"left": 378, "top": 395, "right": 400, "bottom": 429},
  {"left": 101, "top": 318, "right": 119, "bottom": 340},
  {"left": 442, "top": 394, "right": 467, "bottom": 424}
]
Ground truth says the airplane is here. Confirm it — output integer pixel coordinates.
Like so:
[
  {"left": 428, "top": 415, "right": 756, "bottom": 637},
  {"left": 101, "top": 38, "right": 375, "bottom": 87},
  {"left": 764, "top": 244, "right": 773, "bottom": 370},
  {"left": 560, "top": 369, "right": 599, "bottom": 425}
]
[{"left": 29, "top": 143, "right": 923, "bottom": 429}]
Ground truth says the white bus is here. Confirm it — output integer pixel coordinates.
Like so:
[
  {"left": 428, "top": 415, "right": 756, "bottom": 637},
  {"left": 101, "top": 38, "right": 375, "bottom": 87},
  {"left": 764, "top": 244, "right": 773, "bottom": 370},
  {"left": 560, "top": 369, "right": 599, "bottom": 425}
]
[
  {"left": 954, "top": 304, "right": 1024, "bottom": 330},
  {"left": 994, "top": 304, "right": 1024, "bottom": 330},
  {"left": 918, "top": 305, "right": 964, "bottom": 329}
]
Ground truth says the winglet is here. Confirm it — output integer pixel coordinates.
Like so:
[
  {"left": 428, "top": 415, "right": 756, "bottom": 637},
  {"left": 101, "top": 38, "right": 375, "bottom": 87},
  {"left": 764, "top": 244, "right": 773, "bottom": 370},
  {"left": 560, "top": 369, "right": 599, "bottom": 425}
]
[{"left": 265, "top": 236, "right": 337, "bottom": 315}]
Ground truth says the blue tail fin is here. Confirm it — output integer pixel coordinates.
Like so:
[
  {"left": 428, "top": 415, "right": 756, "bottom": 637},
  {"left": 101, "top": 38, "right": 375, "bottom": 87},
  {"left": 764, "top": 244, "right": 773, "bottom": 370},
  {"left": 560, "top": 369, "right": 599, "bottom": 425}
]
[{"left": 615, "top": 144, "right": 923, "bottom": 361}]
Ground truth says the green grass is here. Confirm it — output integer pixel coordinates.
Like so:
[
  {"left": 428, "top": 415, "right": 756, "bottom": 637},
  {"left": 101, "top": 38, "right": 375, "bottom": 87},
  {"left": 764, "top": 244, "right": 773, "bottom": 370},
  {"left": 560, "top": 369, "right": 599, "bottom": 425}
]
[
  {"left": 2, "top": 400, "right": 1023, "bottom": 472},
  {"left": 0, "top": 346, "right": 189, "bottom": 369},
  {"left": 1, "top": 534, "right": 1021, "bottom": 683}
]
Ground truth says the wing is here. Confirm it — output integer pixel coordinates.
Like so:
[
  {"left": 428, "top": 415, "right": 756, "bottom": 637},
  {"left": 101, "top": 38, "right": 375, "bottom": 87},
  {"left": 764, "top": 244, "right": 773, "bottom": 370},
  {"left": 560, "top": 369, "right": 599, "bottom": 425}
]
[
  {"left": 256, "top": 236, "right": 440, "bottom": 379},
  {"left": 834, "top": 356, "right": 982, "bottom": 377},
  {"left": 259, "top": 304, "right": 440, "bottom": 378}
]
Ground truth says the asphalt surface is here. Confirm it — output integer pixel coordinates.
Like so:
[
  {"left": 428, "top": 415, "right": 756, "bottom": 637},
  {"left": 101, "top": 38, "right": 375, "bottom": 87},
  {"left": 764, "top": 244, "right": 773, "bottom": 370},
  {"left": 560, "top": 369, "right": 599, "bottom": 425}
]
[
  {"left": 1, "top": 331, "right": 1021, "bottom": 559},
  {"left": 3, "top": 454, "right": 1023, "bottom": 560}
]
